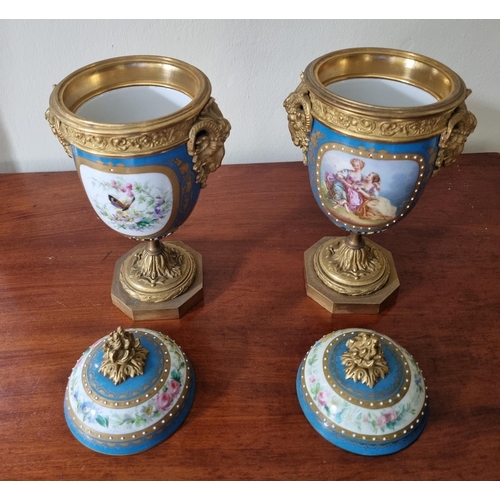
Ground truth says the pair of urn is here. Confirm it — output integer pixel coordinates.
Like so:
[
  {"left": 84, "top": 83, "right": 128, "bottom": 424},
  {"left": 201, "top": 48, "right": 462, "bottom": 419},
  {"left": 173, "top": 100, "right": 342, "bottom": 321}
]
[{"left": 46, "top": 48, "right": 476, "bottom": 456}]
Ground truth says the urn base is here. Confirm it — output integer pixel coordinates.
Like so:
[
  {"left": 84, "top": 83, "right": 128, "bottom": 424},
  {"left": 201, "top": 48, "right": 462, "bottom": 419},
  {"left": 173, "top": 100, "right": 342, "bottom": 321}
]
[
  {"left": 304, "top": 237, "right": 399, "bottom": 314},
  {"left": 111, "top": 241, "right": 203, "bottom": 320}
]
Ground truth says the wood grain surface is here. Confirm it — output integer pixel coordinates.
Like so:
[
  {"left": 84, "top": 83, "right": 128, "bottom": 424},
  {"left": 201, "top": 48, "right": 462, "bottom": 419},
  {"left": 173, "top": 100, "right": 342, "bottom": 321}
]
[{"left": 1, "top": 154, "right": 499, "bottom": 480}]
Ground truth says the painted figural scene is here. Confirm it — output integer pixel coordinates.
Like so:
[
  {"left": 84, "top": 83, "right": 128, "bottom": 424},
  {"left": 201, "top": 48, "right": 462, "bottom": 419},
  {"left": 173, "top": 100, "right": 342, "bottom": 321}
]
[{"left": 319, "top": 149, "right": 421, "bottom": 228}]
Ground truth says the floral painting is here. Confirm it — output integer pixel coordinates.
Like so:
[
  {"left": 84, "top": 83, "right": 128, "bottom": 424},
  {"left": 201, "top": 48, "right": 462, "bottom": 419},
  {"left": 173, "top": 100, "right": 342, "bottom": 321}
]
[
  {"left": 110, "top": 369, "right": 183, "bottom": 429},
  {"left": 79, "top": 165, "right": 174, "bottom": 237}
]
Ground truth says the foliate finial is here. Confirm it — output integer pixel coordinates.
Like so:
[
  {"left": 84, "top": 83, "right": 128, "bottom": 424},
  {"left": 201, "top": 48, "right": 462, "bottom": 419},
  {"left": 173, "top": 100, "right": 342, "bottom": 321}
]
[
  {"left": 99, "top": 327, "right": 149, "bottom": 385},
  {"left": 341, "top": 332, "right": 389, "bottom": 388}
]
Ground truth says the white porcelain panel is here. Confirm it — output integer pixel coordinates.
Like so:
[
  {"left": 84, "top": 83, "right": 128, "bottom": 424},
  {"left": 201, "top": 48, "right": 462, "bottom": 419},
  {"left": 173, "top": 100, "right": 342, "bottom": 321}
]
[{"left": 79, "top": 164, "right": 173, "bottom": 238}]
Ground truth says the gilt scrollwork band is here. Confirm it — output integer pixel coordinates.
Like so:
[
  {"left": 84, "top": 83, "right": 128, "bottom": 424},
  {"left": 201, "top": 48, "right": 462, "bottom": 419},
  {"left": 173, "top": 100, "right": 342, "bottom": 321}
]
[
  {"left": 187, "top": 98, "right": 231, "bottom": 188},
  {"left": 284, "top": 82, "right": 457, "bottom": 150},
  {"left": 308, "top": 94, "right": 452, "bottom": 142},
  {"left": 45, "top": 107, "right": 195, "bottom": 158},
  {"left": 283, "top": 77, "right": 312, "bottom": 165},
  {"left": 46, "top": 97, "right": 231, "bottom": 179}
]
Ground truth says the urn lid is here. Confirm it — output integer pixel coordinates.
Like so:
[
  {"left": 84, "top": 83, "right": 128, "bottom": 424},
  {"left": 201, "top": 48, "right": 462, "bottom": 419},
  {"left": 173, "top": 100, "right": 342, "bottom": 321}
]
[
  {"left": 296, "top": 328, "right": 428, "bottom": 456},
  {"left": 65, "top": 327, "right": 195, "bottom": 455}
]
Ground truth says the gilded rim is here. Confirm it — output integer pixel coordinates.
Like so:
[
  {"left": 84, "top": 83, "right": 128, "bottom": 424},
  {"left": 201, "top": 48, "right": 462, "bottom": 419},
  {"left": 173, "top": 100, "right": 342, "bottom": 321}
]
[
  {"left": 47, "top": 55, "right": 212, "bottom": 156},
  {"left": 303, "top": 47, "right": 469, "bottom": 141}
]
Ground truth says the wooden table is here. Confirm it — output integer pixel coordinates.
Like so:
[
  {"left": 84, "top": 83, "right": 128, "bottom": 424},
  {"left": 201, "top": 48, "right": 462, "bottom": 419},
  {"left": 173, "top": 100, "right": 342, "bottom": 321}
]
[{"left": 1, "top": 154, "right": 499, "bottom": 480}]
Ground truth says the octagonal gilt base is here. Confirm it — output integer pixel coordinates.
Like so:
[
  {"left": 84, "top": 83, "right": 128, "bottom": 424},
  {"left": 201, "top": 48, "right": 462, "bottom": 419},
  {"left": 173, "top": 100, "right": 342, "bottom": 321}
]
[
  {"left": 111, "top": 241, "right": 203, "bottom": 320},
  {"left": 304, "top": 237, "right": 399, "bottom": 314}
]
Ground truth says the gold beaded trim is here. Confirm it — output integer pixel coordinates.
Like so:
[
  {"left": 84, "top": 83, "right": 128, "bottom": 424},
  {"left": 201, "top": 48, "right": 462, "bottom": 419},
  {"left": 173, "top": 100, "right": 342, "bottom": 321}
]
[
  {"left": 309, "top": 93, "right": 451, "bottom": 143},
  {"left": 66, "top": 366, "right": 192, "bottom": 444},
  {"left": 300, "top": 359, "right": 427, "bottom": 443}
]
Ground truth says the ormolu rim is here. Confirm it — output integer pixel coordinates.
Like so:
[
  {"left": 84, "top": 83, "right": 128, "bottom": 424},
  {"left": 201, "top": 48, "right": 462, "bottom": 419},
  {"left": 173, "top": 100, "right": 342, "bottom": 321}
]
[
  {"left": 303, "top": 47, "right": 468, "bottom": 120},
  {"left": 48, "top": 55, "right": 212, "bottom": 140}
]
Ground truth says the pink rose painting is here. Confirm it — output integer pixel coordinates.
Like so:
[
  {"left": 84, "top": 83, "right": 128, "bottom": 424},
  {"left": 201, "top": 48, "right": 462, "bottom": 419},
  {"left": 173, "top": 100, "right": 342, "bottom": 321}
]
[
  {"left": 318, "top": 391, "right": 327, "bottom": 407},
  {"left": 168, "top": 379, "right": 181, "bottom": 397},
  {"left": 365, "top": 404, "right": 413, "bottom": 434},
  {"left": 383, "top": 409, "right": 398, "bottom": 424},
  {"left": 376, "top": 409, "right": 399, "bottom": 429},
  {"left": 156, "top": 391, "right": 173, "bottom": 412},
  {"left": 155, "top": 375, "right": 183, "bottom": 413}
]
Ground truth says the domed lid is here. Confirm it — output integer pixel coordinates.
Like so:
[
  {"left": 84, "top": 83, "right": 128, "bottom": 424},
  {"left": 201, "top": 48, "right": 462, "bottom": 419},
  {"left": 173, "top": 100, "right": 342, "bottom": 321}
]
[
  {"left": 297, "top": 328, "right": 428, "bottom": 456},
  {"left": 65, "top": 327, "right": 195, "bottom": 455}
]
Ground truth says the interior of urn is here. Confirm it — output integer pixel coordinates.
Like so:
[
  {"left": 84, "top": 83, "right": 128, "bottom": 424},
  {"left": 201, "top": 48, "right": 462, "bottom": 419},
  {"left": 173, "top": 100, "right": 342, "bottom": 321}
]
[
  {"left": 315, "top": 50, "right": 459, "bottom": 105},
  {"left": 75, "top": 86, "right": 192, "bottom": 123},
  {"left": 327, "top": 78, "right": 438, "bottom": 107},
  {"left": 58, "top": 56, "right": 209, "bottom": 124}
]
